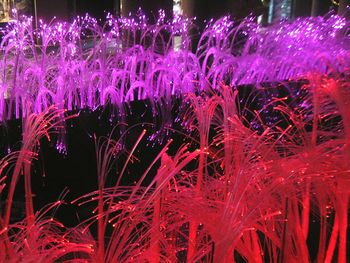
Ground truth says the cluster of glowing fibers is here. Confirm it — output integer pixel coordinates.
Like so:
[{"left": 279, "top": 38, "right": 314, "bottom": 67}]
[{"left": 0, "top": 13, "right": 349, "bottom": 120}]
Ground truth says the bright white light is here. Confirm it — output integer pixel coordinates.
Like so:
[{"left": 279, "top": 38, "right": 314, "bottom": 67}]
[{"left": 173, "top": 0, "right": 182, "bottom": 16}]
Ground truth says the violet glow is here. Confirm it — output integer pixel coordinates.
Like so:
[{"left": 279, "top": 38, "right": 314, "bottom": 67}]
[{"left": 0, "top": 13, "right": 349, "bottom": 120}]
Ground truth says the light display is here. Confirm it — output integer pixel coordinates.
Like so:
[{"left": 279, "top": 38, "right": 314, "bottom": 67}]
[{"left": 0, "top": 11, "right": 349, "bottom": 262}]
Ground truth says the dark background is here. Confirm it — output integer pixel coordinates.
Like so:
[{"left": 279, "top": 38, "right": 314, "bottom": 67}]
[{"left": 28, "top": 0, "right": 347, "bottom": 24}]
